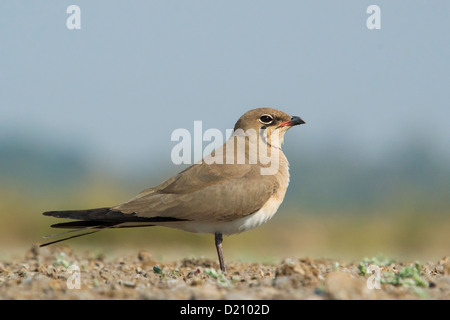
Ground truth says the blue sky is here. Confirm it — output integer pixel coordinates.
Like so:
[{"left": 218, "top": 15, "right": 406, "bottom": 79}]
[{"left": 1, "top": 1, "right": 449, "bottom": 174}]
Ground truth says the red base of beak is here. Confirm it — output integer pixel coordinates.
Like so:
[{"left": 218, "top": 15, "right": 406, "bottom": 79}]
[{"left": 280, "top": 116, "right": 305, "bottom": 127}]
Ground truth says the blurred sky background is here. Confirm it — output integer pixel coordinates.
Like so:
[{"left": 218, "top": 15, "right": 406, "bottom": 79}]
[{"left": 0, "top": 1, "right": 449, "bottom": 262}]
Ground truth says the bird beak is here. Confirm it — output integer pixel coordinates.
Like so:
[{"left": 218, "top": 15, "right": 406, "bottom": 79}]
[{"left": 280, "top": 116, "right": 305, "bottom": 127}]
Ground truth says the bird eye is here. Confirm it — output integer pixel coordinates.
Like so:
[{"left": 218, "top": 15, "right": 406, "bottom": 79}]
[{"left": 259, "top": 114, "right": 273, "bottom": 125}]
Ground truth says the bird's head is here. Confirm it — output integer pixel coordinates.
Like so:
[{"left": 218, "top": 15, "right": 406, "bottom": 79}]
[{"left": 234, "top": 108, "right": 305, "bottom": 147}]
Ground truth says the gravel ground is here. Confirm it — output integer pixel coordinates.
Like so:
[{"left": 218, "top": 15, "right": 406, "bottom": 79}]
[{"left": 0, "top": 245, "right": 449, "bottom": 300}]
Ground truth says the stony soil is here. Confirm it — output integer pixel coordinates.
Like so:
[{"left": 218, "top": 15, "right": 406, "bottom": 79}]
[{"left": 0, "top": 245, "right": 449, "bottom": 300}]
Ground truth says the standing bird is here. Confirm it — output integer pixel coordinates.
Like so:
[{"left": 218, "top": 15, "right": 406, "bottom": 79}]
[{"left": 41, "top": 108, "right": 305, "bottom": 272}]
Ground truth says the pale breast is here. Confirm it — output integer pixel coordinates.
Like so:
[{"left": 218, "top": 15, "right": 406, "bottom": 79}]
[{"left": 231, "top": 153, "right": 290, "bottom": 234}]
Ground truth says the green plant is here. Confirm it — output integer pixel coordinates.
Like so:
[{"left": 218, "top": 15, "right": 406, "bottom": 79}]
[
  {"left": 358, "top": 254, "right": 396, "bottom": 276},
  {"left": 153, "top": 265, "right": 165, "bottom": 279},
  {"left": 358, "top": 255, "right": 429, "bottom": 297},
  {"left": 53, "top": 252, "right": 70, "bottom": 268},
  {"left": 381, "top": 263, "right": 428, "bottom": 288},
  {"left": 203, "top": 268, "right": 231, "bottom": 287}
]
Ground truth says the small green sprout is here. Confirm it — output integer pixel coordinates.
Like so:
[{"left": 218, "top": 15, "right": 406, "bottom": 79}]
[
  {"left": 153, "top": 265, "right": 163, "bottom": 274},
  {"left": 358, "top": 262, "right": 368, "bottom": 276},
  {"left": 153, "top": 265, "right": 165, "bottom": 279},
  {"left": 203, "top": 268, "right": 219, "bottom": 278},
  {"left": 53, "top": 252, "right": 70, "bottom": 268},
  {"left": 204, "top": 268, "right": 231, "bottom": 287}
]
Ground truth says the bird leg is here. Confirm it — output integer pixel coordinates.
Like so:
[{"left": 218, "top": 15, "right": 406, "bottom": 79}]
[{"left": 215, "top": 232, "right": 227, "bottom": 273}]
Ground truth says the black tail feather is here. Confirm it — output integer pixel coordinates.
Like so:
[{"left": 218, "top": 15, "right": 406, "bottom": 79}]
[
  {"left": 42, "top": 207, "right": 184, "bottom": 223},
  {"left": 41, "top": 208, "right": 120, "bottom": 247},
  {"left": 41, "top": 206, "right": 188, "bottom": 247},
  {"left": 43, "top": 207, "right": 113, "bottom": 220},
  {"left": 50, "top": 220, "right": 119, "bottom": 229},
  {"left": 40, "top": 229, "right": 101, "bottom": 247}
]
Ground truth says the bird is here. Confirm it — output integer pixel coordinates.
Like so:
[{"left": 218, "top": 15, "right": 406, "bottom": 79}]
[{"left": 41, "top": 108, "right": 305, "bottom": 272}]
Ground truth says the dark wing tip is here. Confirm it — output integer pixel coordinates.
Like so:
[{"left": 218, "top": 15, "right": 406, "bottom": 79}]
[{"left": 43, "top": 211, "right": 59, "bottom": 217}]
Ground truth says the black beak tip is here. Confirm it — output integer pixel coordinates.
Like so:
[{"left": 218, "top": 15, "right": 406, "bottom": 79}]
[{"left": 291, "top": 116, "right": 306, "bottom": 125}]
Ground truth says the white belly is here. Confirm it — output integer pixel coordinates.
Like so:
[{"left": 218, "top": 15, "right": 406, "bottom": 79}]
[{"left": 169, "top": 194, "right": 284, "bottom": 235}]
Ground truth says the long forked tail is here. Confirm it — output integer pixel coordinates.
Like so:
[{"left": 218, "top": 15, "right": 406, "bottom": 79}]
[
  {"left": 40, "top": 207, "right": 152, "bottom": 247},
  {"left": 41, "top": 207, "right": 185, "bottom": 247},
  {"left": 40, "top": 207, "right": 118, "bottom": 247}
]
